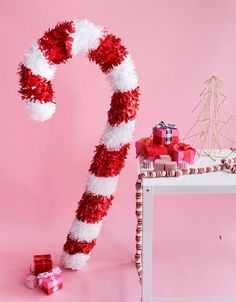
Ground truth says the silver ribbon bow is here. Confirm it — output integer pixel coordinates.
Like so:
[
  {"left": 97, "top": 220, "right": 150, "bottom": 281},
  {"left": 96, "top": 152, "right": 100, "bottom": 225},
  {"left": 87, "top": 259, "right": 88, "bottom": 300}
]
[{"left": 155, "top": 121, "right": 176, "bottom": 130}]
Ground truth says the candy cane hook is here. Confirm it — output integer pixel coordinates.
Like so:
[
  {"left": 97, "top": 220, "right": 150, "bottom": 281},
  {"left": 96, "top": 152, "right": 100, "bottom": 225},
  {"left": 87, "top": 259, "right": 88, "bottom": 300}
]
[{"left": 18, "top": 19, "right": 139, "bottom": 270}]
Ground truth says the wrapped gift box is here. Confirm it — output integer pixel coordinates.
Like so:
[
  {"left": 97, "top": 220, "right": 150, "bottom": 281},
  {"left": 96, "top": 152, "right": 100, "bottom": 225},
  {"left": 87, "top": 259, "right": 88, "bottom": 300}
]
[
  {"left": 154, "top": 159, "right": 166, "bottom": 171},
  {"left": 135, "top": 137, "right": 152, "bottom": 157},
  {"left": 38, "top": 267, "right": 63, "bottom": 295},
  {"left": 136, "top": 137, "right": 168, "bottom": 159},
  {"left": 143, "top": 159, "right": 154, "bottom": 171},
  {"left": 153, "top": 121, "right": 179, "bottom": 145},
  {"left": 25, "top": 274, "right": 38, "bottom": 289},
  {"left": 33, "top": 254, "right": 53, "bottom": 276},
  {"left": 165, "top": 161, "right": 178, "bottom": 171},
  {"left": 168, "top": 143, "right": 196, "bottom": 164},
  {"left": 158, "top": 154, "right": 172, "bottom": 161},
  {"left": 144, "top": 141, "right": 168, "bottom": 159}
]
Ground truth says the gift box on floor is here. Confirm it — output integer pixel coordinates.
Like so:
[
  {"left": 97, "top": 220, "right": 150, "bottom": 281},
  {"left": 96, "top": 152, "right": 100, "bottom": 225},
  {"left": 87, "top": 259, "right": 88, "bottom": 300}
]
[
  {"left": 135, "top": 137, "right": 152, "bottom": 157},
  {"left": 153, "top": 121, "right": 179, "bottom": 145},
  {"left": 25, "top": 274, "right": 38, "bottom": 289},
  {"left": 38, "top": 267, "right": 63, "bottom": 295},
  {"left": 167, "top": 142, "right": 196, "bottom": 164},
  {"left": 33, "top": 254, "right": 53, "bottom": 276}
]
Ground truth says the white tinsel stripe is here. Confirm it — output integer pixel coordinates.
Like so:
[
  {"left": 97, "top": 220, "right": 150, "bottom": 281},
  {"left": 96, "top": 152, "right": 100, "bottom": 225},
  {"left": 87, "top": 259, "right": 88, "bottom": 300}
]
[
  {"left": 71, "top": 19, "right": 104, "bottom": 55},
  {"left": 86, "top": 173, "right": 118, "bottom": 198},
  {"left": 107, "top": 55, "right": 138, "bottom": 92},
  {"left": 61, "top": 251, "right": 90, "bottom": 270},
  {"left": 69, "top": 218, "right": 103, "bottom": 242},
  {"left": 100, "top": 120, "right": 136, "bottom": 151},
  {"left": 25, "top": 100, "right": 56, "bottom": 122},
  {"left": 24, "top": 42, "right": 56, "bottom": 81}
]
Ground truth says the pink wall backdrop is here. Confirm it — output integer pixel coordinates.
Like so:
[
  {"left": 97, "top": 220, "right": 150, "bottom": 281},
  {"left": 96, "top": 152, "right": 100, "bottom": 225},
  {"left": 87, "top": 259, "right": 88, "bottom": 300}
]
[{"left": 1, "top": 0, "right": 236, "bottom": 301}]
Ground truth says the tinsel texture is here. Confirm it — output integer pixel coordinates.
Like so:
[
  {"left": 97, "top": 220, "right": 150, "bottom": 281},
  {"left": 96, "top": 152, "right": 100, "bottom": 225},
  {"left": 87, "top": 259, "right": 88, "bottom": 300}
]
[
  {"left": 38, "top": 21, "right": 75, "bottom": 64},
  {"left": 76, "top": 192, "right": 114, "bottom": 223},
  {"left": 108, "top": 88, "right": 140, "bottom": 126},
  {"left": 18, "top": 19, "right": 139, "bottom": 270},
  {"left": 18, "top": 64, "right": 54, "bottom": 102},
  {"left": 64, "top": 236, "right": 96, "bottom": 255},
  {"left": 88, "top": 34, "right": 128, "bottom": 73},
  {"left": 89, "top": 143, "right": 130, "bottom": 177}
]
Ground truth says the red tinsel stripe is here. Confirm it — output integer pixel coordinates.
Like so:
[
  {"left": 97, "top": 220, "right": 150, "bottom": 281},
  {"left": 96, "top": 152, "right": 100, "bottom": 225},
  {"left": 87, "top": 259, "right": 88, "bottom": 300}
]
[
  {"left": 88, "top": 34, "right": 128, "bottom": 73},
  {"left": 108, "top": 88, "right": 140, "bottom": 126},
  {"left": 76, "top": 192, "right": 113, "bottom": 223},
  {"left": 18, "top": 64, "right": 54, "bottom": 102},
  {"left": 38, "top": 21, "right": 75, "bottom": 65},
  {"left": 89, "top": 144, "right": 130, "bottom": 177},
  {"left": 63, "top": 235, "right": 96, "bottom": 255}
]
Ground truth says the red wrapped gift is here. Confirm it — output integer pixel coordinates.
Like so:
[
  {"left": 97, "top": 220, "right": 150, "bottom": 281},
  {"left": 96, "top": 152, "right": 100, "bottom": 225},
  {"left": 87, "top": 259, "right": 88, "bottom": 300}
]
[
  {"left": 38, "top": 267, "right": 63, "bottom": 295},
  {"left": 135, "top": 136, "right": 152, "bottom": 157},
  {"left": 167, "top": 142, "right": 196, "bottom": 164},
  {"left": 144, "top": 141, "right": 168, "bottom": 159},
  {"left": 33, "top": 254, "right": 53, "bottom": 276}
]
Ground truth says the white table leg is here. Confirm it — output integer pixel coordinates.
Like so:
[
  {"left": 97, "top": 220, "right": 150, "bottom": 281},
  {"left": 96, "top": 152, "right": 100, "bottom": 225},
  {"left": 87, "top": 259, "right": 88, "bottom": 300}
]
[{"left": 142, "top": 186, "right": 154, "bottom": 302}]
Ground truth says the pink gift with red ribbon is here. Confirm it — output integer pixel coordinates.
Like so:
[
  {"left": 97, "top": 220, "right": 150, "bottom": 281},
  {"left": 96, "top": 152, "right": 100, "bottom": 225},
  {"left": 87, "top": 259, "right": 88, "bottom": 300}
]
[{"left": 167, "top": 143, "right": 196, "bottom": 164}]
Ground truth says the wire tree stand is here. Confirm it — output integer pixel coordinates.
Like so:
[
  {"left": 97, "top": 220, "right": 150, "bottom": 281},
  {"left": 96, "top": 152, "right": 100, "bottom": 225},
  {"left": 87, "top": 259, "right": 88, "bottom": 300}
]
[{"left": 183, "top": 76, "right": 236, "bottom": 160}]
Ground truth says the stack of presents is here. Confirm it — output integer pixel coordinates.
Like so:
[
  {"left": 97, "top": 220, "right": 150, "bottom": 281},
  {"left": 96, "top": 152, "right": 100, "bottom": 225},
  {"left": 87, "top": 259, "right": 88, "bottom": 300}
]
[
  {"left": 135, "top": 121, "right": 196, "bottom": 172},
  {"left": 25, "top": 254, "right": 63, "bottom": 295}
]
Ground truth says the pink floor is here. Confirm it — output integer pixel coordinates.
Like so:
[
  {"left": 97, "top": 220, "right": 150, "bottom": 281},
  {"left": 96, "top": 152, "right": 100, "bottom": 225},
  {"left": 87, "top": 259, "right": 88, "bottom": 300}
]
[
  {"left": 1, "top": 0, "right": 236, "bottom": 300},
  {"left": 1, "top": 191, "right": 236, "bottom": 301}
]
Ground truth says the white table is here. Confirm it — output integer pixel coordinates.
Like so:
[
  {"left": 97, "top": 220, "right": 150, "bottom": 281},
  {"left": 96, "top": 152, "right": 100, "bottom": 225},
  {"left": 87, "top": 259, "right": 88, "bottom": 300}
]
[{"left": 139, "top": 150, "right": 236, "bottom": 302}]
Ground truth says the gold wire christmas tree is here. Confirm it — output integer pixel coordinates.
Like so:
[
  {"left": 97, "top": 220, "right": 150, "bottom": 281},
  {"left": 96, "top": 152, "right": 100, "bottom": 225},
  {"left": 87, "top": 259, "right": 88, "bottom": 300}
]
[{"left": 183, "top": 76, "right": 236, "bottom": 160}]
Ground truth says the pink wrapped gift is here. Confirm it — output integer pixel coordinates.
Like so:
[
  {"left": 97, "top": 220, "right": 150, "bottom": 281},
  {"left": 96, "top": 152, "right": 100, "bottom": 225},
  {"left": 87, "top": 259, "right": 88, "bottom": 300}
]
[
  {"left": 154, "top": 159, "right": 166, "bottom": 171},
  {"left": 143, "top": 159, "right": 154, "bottom": 170},
  {"left": 37, "top": 267, "right": 63, "bottom": 295},
  {"left": 168, "top": 142, "right": 196, "bottom": 164},
  {"left": 153, "top": 121, "right": 179, "bottom": 145},
  {"left": 178, "top": 161, "right": 188, "bottom": 169},
  {"left": 159, "top": 154, "right": 171, "bottom": 161},
  {"left": 25, "top": 274, "right": 38, "bottom": 289},
  {"left": 165, "top": 161, "right": 177, "bottom": 171}
]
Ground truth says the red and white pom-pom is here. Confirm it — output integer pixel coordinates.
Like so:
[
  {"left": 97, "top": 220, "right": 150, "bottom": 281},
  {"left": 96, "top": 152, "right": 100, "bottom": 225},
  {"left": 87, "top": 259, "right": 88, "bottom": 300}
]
[{"left": 18, "top": 19, "right": 139, "bottom": 270}]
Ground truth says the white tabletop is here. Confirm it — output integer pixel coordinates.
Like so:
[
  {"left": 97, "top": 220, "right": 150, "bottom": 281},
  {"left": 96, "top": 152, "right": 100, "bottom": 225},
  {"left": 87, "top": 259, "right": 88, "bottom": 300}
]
[{"left": 139, "top": 149, "right": 236, "bottom": 195}]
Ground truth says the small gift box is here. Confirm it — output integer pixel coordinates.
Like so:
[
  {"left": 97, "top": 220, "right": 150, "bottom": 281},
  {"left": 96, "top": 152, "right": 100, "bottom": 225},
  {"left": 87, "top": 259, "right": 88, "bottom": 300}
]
[
  {"left": 165, "top": 161, "right": 178, "bottom": 172},
  {"left": 154, "top": 159, "right": 166, "bottom": 171},
  {"left": 178, "top": 160, "right": 188, "bottom": 169},
  {"left": 144, "top": 141, "right": 168, "bottom": 159},
  {"left": 168, "top": 143, "right": 196, "bottom": 164},
  {"left": 135, "top": 137, "right": 152, "bottom": 157},
  {"left": 153, "top": 121, "right": 179, "bottom": 145},
  {"left": 25, "top": 274, "right": 38, "bottom": 289},
  {"left": 158, "top": 154, "right": 172, "bottom": 161},
  {"left": 37, "top": 267, "right": 63, "bottom": 295},
  {"left": 33, "top": 254, "right": 53, "bottom": 276},
  {"left": 142, "top": 159, "right": 154, "bottom": 171}
]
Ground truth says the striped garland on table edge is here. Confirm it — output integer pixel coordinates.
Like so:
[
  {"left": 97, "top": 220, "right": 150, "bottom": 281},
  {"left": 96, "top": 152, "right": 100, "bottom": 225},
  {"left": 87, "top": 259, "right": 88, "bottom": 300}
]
[{"left": 135, "top": 157, "right": 236, "bottom": 283}]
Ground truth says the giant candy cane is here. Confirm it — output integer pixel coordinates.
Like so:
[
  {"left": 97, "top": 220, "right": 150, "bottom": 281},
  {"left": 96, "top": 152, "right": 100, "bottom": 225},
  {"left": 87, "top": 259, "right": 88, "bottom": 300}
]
[{"left": 18, "top": 20, "right": 139, "bottom": 270}]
